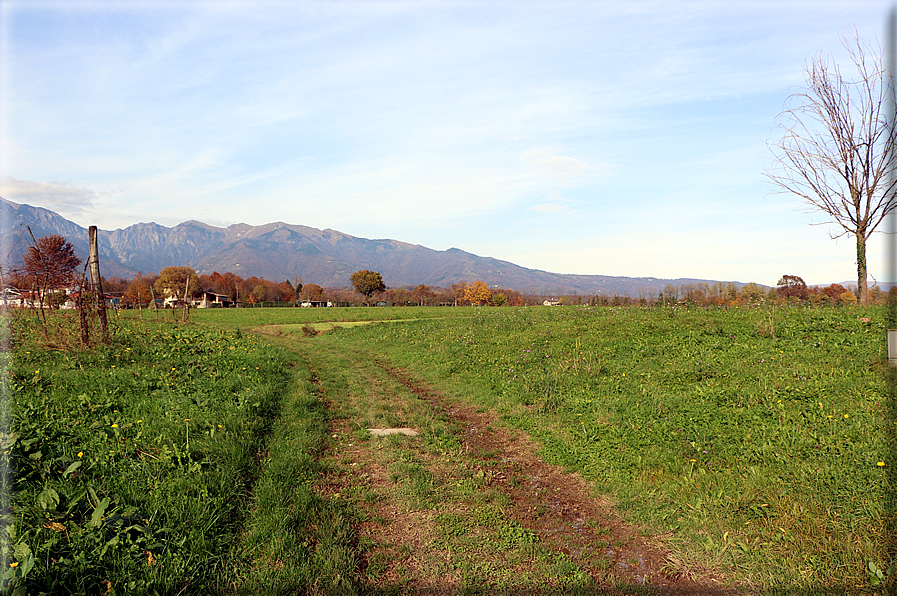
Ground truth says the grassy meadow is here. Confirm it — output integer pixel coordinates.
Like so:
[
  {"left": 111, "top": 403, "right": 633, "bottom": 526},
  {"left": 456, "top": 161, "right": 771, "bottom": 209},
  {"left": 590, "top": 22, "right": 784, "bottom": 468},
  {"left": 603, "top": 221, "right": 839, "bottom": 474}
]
[
  {"left": 1, "top": 302, "right": 893, "bottom": 593},
  {"left": 286, "top": 304, "right": 893, "bottom": 589},
  {"left": 1, "top": 311, "right": 358, "bottom": 594}
]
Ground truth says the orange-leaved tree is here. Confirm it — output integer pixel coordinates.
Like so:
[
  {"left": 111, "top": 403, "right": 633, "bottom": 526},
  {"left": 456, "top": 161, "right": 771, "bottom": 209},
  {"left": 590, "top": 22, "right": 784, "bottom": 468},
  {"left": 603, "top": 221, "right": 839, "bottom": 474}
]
[
  {"left": 464, "top": 281, "right": 492, "bottom": 306},
  {"left": 123, "top": 273, "right": 154, "bottom": 308},
  {"left": 300, "top": 283, "right": 325, "bottom": 302},
  {"left": 413, "top": 284, "right": 434, "bottom": 306}
]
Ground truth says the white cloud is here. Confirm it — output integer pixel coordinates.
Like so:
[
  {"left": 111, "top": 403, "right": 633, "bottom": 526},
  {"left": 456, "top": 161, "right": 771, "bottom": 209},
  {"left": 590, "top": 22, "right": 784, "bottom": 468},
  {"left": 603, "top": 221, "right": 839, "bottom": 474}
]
[
  {"left": 529, "top": 192, "right": 574, "bottom": 215},
  {"left": 0, "top": 176, "right": 97, "bottom": 213},
  {"left": 520, "top": 148, "right": 611, "bottom": 186}
]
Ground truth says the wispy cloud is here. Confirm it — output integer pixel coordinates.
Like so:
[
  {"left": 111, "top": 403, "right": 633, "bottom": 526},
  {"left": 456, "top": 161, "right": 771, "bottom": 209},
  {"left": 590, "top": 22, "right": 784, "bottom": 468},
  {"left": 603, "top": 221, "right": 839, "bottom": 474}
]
[
  {"left": 520, "top": 148, "right": 611, "bottom": 186},
  {"left": 529, "top": 192, "right": 574, "bottom": 215},
  {"left": 1, "top": 1, "right": 891, "bottom": 283},
  {"left": 0, "top": 176, "right": 97, "bottom": 213}
]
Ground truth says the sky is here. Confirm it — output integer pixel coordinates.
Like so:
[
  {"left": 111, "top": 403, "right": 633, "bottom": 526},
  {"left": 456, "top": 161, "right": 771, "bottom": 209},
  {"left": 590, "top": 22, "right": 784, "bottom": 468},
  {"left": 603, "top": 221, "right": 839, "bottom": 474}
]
[{"left": 1, "top": 0, "right": 895, "bottom": 287}]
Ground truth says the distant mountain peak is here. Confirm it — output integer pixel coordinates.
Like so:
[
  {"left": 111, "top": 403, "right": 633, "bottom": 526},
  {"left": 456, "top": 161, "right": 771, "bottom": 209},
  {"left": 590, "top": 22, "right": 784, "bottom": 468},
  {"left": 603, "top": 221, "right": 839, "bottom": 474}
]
[{"left": 0, "top": 197, "right": 750, "bottom": 295}]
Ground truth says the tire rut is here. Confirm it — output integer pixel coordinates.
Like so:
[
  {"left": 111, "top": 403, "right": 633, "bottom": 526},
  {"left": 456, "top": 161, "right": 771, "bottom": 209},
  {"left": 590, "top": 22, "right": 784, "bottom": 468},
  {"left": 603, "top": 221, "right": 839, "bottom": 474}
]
[
  {"left": 379, "top": 363, "right": 736, "bottom": 596},
  {"left": 301, "top": 339, "right": 737, "bottom": 595}
]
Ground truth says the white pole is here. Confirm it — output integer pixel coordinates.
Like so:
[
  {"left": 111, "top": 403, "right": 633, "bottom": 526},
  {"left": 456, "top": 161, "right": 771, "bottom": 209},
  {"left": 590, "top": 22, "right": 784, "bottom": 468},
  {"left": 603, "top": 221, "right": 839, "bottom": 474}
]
[{"left": 889, "top": 329, "right": 897, "bottom": 365}]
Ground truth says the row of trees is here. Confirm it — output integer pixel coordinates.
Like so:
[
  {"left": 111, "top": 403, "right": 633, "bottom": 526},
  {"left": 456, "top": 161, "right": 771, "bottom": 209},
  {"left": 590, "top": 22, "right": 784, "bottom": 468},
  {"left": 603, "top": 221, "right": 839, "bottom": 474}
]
[
  {"left": 111, "top": 269, "right": 318, "bottom": 307},
  {"left": 12, "top": 236, "right": 887, "bottom": 311},
  {"left": 9, "top": 248, "right": 527, "bottom": 309},
  {"left": 105, "top": 266, "right": 534, "bottom": 308},
  {"left": 451, "top": 281, "right": 524, "bottom": 306},
  {"left": 105, "top": 269, "right": 336, "bottom": 307},
  {"left": 585, "top": 275, "right": 886, "bottom": 307}
]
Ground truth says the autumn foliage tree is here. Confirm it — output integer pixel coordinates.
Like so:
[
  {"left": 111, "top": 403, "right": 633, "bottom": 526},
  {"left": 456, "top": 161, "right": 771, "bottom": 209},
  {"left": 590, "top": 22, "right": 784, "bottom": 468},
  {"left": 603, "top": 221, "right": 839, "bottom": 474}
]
[
  {"left": 350, "top": 270, "right": 385, "bottom": 304},
  {"left": 299, "top": 283, "right": 325, "bottom": 302},
  {"left": 123, "top": 273, "right": 154, "bottom": 308},
  {"left": 22, "top": 234, "right": 81, "bottom": 292},
  {"left": 412, "top": 284, "right": 435, "bottom": 306},
  {"left": 200, "top": 271, "right": 240, "bottom": 301},
  {"left": 18, "top": 233, "right": 91, "bottom": 343},
  {"left": 452, "top": 282, "right": 468, "bottom": 305},
  {"left": 464, "top": 281, "right": 492, "bottom": 306},
  {"left": 776, "top": 275, "right": 809, "bottom": 300},
  {"left": 738, "top": 282, "right": 765, "bottom": 303},
  {"left": 821, "top": 283, "right": 847, "bottom": 302},
  {"left": 154, "top": 266, "right": 199, "bottom": 303}
]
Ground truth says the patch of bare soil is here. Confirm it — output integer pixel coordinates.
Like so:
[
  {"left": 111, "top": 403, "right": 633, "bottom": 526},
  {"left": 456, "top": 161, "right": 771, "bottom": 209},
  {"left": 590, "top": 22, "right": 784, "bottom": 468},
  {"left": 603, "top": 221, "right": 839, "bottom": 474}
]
[
  {"left": 321, "top": 413, "right": 464, "bottom": 595},
  {"left": 444, "top": 404, "right": 733, "bottom": 595},
  {"left": 319, "top": 357, "right": 739, "bottom": 595}
]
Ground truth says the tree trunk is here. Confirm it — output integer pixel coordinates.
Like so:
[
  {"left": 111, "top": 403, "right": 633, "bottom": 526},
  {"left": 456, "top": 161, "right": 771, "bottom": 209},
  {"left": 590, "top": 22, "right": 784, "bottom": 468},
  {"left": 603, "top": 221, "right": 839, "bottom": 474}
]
[
  {"left": 181, "top": 280, "right": 190, "bottom": 323},
  {"left": 150, "top": 285, "right": 159, "bottom": 318},
  {"left": 856, "top": 233, "right": 868, "bottom": 304}
]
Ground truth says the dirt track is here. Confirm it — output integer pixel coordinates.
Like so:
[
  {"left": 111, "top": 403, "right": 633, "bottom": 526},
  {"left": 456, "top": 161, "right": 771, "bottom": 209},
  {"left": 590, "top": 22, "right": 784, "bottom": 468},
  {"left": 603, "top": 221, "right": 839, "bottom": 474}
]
[{"left": 303, "top": 340, "right": 738, "bottom": 595}]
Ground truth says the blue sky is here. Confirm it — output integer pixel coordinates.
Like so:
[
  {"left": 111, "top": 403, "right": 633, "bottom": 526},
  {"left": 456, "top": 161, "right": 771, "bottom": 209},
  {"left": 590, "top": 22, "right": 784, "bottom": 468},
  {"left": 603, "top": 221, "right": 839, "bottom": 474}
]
[{"left": 1, "top": 0, "right": 894, "bottom": 287}]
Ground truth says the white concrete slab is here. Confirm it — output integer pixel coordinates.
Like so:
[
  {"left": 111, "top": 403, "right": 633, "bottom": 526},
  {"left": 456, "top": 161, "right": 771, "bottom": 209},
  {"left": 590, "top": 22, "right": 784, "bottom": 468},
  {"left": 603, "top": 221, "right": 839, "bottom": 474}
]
[{"left": 367, "top": 428, "right": 419, "bottom": 437}]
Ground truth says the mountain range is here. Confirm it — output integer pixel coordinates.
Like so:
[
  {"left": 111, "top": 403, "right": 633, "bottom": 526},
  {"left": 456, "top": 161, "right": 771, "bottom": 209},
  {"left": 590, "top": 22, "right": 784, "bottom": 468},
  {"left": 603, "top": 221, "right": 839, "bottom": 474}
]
[{"left": 0, "top": 197, "right": 749, "bottom": 296}]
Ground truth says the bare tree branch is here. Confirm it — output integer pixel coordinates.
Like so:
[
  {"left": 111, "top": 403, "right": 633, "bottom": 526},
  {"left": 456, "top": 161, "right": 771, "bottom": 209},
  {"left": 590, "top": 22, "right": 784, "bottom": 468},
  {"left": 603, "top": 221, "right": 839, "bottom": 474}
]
[{"left": 766, "top": 28, "right": 897, "bottom": 304}]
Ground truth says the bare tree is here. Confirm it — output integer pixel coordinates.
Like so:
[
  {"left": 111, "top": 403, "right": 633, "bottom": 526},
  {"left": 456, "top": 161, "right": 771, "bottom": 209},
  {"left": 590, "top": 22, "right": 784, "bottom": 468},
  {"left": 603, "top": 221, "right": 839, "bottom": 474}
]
[{"left": 766, "top": 29, "right": 897, "bottom": 304}]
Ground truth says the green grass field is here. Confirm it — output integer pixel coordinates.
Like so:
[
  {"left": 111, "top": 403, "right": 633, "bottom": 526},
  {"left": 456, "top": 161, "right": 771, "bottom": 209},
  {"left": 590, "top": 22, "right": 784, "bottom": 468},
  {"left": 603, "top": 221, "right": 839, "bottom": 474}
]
[
  {"left": 296, "top": 304, "right": 893, "bottom": 589},
  {"left": 227, "top": 303, "right": 894, "bottom": 590},
  {"left": 2, "top": 312, "right": 360, "bottom": 594},
  {"left": 3, "top": 303, "right": 893, "bottom": 593}
]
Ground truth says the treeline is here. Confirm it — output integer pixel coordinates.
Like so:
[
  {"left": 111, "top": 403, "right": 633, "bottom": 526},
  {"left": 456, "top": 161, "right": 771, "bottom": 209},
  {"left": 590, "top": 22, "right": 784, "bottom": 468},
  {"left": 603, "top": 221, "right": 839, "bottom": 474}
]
[
  {"left": 98, "top": 270, "right": 300, "bottom": 306},
  {"left": 96, "top": 269, "right": 528, "bottom": 307},
  {"left": 95, "top": 271, "right": 886, "bottom": 309},
  {"left": 582, "top": 276, "right": 893, "bottom": 308}
]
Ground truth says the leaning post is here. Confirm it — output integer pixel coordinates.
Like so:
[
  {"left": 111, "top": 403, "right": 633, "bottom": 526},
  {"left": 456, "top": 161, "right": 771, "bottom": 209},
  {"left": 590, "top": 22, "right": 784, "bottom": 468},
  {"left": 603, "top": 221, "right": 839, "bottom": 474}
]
[{"left": 88, "top": 226, "right": 109, "bottom": 342}]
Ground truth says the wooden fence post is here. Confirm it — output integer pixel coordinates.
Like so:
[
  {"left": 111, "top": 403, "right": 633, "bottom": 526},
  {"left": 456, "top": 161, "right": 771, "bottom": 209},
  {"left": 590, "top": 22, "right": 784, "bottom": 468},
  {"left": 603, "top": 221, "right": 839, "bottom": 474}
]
[{"left": 88, "top": 226, "right": 109, "bottom": 342}]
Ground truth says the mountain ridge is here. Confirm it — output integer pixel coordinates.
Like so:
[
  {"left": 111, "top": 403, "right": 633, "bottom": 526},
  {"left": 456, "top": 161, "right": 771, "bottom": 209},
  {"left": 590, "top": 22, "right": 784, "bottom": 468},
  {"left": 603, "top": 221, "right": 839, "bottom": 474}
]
[{"left": 0, "top": 197, "right": 752, "bottom": 296}]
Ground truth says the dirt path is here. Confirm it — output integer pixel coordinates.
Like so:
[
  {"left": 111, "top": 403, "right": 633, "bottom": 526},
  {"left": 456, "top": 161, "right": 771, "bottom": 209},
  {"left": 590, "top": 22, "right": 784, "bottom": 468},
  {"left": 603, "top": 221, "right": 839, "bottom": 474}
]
[{"left": 278, "top": 335, "right": 738, "bottom": 595}]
